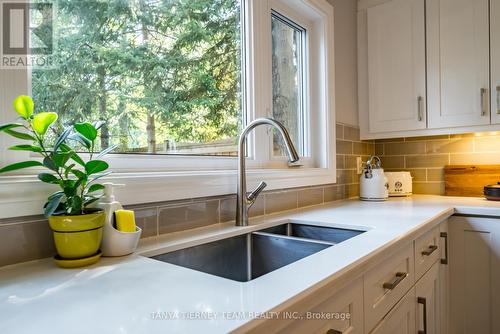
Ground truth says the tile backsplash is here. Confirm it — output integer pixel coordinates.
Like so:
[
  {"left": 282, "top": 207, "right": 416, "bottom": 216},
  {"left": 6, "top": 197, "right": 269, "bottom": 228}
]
[
  {"left": 0, "top": 123, "right": 369, "bottom": 267},
  {"left": 375, "top": 133, "right": 500, "bottom": 195}
]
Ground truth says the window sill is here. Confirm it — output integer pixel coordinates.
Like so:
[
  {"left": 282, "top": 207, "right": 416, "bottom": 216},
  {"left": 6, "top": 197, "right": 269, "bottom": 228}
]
[{"left": 0, "top": 167, "right": 336, "bottom": 219}]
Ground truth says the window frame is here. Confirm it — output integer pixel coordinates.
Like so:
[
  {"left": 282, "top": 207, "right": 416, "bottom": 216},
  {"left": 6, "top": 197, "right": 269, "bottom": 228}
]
[{"left": 0, "top": 0, "right": 336, "bottom": 219}]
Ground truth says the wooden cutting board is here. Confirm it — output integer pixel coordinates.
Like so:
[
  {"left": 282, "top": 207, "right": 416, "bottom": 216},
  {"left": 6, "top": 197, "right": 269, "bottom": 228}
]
[{"left": 445, "top": 165, "right": 500, "bottom": 197}]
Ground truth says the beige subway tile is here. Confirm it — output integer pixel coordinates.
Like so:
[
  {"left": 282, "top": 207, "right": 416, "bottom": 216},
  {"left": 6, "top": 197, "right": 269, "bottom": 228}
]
[
  {"left": 135, "top": 207, "right": 158, "bottom": 238},
  {"left": 374, "top": 137, "right": 405, "bottom": 143},
  {"left": 343, "top": 126, "right": 360, "bottom": 141},
  {"left": 265, "top": 190, "right": 298, "bottom": 214},
  {"left": 474, "top": 136, "right": 500, "bottom": 152},
  {"left": 219, "top": 195, "right": 236, "bottom": 223},
  {"left": 220, "top": 195, "right": 263, "bottom": 221},
  {"left": 406, "top": 154, "right": 449, "bottom": 168},
  {"left": 336, "top": 155, "right": 345, "bottom": 169},
  {"left": 249, "top": 196, "right": 265, "bottom": 217},
  {"left": 367, "top": 142, "right": 375, "bottom": 155},
  {"left": 0, "top": 220, "right": 55, "bottom": 267},
  {"left": 324, "top": 185, "right": 346, "bottom": 202},
  {"left": 336, "top": 140, "right": 353, "bottom": 154},
  {"left": 336, "top": 123, "right": 344, "bottom": 139},
  {"left": 427, "top": 168, "right": 444, "bottom": 182},
  {"left": 426, "top": 139, "right": 473, "bottom": 154},
  {"left": 346, "top": 184, "right": 360, "bottom": 198},
  {"left": 336, "top": 169, "right": 355, "bottom": 184},
  {"left": 158, "top": 200, "right": 219, "bottom": 234},
  {"left": 406, "top": 168, "right": 426, "bottom": 182},
  {"left": 384, "top": 142, "right": 425, "bottom": 155},
  {"left": 345, "top": 155, "right": 357, "bottom": 169},
  {"left": 353, "top": 142, "right": 374, "bottom": 155},
  {"left": 405, "top": 134, "right": 449, "bottom": 141},
  {"left": 298, "top": 187, "right": 324, "bottom": 207},
  {"left": 380, "top": 156, "right": 405, "bottom": 169},
  {"left": 450, "top": 133, "right": 475, "bottom": 139},
  {"left": 375, "top": 143, "right": 384, "bottom": 155},
  {"left": 413, "top": 182, "right": 445, "bottom": 195},
  {"left": 351, "top": 170, "right": 361, "bottom": 184},
  {"left": 450, "top": 152, "right": 500, "bottom": 165}
]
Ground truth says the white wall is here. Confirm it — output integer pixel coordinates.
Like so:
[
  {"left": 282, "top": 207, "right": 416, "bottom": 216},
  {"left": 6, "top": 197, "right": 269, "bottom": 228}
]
[{"left": 328, "top": 0, "right": 359, "bottom": 127}]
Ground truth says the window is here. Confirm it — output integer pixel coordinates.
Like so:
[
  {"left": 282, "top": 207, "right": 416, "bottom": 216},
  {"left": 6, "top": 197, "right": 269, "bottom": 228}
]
[
  {"left": 271, "top": 11, "right": 307, "bottom": 157},
  {"left": 31, "top": 0, "right": 243, "bottom": 156},
  {"left": 0, "top": 0, "right": 335, "bottom": 217}
]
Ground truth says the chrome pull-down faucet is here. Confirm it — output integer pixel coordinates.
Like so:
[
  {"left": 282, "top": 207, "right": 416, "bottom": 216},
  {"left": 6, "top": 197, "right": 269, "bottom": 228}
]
[{"left": 236, "top": 118, "right": 300, "bottom": 226}]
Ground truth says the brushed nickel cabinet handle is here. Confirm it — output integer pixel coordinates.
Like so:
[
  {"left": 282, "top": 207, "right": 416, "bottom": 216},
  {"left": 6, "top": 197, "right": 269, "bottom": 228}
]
[
  {"left": 326, "top": 330, "right": 342, "bottom": 334},
  {"left": 383, "top": 272, "right": 407, "bottom": 290},
  {"left": 440, "top": 232, "right": 448, "bottom": 264},
  {"left": 417, "top": 96, "right": 424, "bottom": 121},
  {"left": 481, "top": 88, "right": 488, "bottom": 116},
  {"left": 421, "top": 244, "right": 438, "bottom": 256},
  {"left": 418, "top": 297, "right": 427, "bottom": 334},
  {"left": 496, "top": 86, "right": 500, "bottom": 115}
]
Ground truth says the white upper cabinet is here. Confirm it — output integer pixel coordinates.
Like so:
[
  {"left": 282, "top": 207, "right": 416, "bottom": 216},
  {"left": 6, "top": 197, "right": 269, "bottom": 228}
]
[
  {"left": 426, "top": 0, "right": 490, "bottom": 128},
  {"left": 364, "top": 0, "right": 426, "bottom": 133},
  {"left": 491, "top": 0, "right": 500, "bottom": 124}
]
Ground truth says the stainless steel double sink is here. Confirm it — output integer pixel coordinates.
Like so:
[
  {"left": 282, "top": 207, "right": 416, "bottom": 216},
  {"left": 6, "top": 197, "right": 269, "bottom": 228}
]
[{"left": 150, "top": 221, "right": 366, "bottom": 282}]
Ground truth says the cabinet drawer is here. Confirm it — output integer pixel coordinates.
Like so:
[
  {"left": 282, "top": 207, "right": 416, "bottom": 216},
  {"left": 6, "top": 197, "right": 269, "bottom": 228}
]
[
  {"left": 369, "top": 287, "right": 416, "bottom": 334},
  {"left": 275, "top": 278, "right": 364, "bottom": 334},
  {"left": 364, "top": 243, "right": 415, "bottom": 332},
  {"left": 415, "top": 226, "right": 440, "bottom": 280},
  {"left": 242, "top": 278, "right": 364, "bottom": 334}
]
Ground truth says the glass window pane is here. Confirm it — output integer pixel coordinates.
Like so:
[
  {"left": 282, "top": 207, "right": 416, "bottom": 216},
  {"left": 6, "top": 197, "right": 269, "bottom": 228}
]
[
  {"left": 31, "top": 0, "right": 242, "bottom": 156},
  {"left": 271, "top": 12, "right": 306, "bottom": 157}
]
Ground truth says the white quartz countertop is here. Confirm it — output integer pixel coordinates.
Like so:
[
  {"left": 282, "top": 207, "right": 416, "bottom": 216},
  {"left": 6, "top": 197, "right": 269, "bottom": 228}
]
[{"left": 1, "top": 195, "right": 500, "bottom": 334}]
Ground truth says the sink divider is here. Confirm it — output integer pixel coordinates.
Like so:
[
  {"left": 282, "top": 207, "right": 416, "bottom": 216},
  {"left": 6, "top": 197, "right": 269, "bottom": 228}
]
[{"left": 251, "top": 231, "right": 337, "bottom": 246}]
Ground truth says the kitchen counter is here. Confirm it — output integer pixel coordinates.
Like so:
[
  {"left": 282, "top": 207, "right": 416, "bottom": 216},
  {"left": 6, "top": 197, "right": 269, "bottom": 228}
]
[{"left": 1, "top": 195, "right": 500, "bottom": 334}]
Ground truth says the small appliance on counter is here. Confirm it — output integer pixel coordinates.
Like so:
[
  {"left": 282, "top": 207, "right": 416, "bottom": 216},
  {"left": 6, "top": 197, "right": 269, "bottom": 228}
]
[
  {"left": 360, "top": 156, "right": 389, "bottom": 201},
  {"left": 385, "top": 171, "right": 413, "bottom": 197},
  {"left": 484, "top": 182, "right": 500, "bottom": 201}
]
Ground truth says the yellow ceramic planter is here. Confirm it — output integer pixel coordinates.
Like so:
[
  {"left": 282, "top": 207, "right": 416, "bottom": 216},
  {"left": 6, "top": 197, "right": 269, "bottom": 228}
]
[{"left": 49, "top": 212, "right": 104, "bottom": 260}]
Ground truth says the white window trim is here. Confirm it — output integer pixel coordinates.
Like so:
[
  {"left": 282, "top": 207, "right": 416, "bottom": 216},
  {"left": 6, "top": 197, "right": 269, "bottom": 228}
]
[{"left": 0, "top": 0, "right": 335, "bottom": 219}]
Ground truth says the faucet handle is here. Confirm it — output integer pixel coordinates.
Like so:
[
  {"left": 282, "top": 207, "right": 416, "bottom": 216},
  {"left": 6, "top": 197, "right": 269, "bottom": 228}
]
[{"left": 247, "top": 181, "right": 267, "bottom": 203}]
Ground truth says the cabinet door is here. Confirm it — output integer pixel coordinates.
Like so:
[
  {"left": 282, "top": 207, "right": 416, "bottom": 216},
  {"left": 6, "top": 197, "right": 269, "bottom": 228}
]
[
  {"left": 366, "top": 0, "right": 426, "bottom": 133},
  {"left": 439, "top": 221, "right": 449, "bottom": 334},
  {"left": 370, "top": 287, "right": 416, "bottom": 334},
  {"left": 449, "top": 216, "right": 500, "bottom": 333},
  {"left": 427, "top": 0, "right": 490, "bottom": 128},
  {"left": 415, "top": 261, "right": 441, "bottom": 334},
  {"left": 491, "top": 0, "right": 500, "bottom": 124}
]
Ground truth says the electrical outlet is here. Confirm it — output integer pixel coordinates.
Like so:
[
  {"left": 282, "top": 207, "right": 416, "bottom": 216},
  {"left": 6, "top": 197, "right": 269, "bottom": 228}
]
[{"left": 356, "top": 157, "right": 363, "bottom": 174}]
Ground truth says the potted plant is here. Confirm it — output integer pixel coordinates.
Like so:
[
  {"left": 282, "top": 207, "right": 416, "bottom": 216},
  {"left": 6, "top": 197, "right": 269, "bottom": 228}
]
[{"left": 0, "top": 95, "right": 116, "bottom": 267}]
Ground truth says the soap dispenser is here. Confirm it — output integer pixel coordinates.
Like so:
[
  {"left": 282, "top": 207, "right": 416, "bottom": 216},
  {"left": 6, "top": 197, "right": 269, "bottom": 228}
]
[{"left": 97, "top": 183, "right": 142, "bottom": 256}]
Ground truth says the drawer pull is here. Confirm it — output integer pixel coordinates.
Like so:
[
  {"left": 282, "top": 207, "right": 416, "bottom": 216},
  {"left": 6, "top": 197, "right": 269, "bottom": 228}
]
[
  {"left": 326, "top": 330, "right": 342, "bottom": 334},
  {"left": 421, "top": 245, "right": 438, "bottom": 256},
  {"left": 481, "top": 88, "right": 488, "bottom": 116},
  {"left": 417, "top": 96, "right": 424, "bottom": 121},
  {"left": 440, "top": 232, "right": 448, "bottom": 264},
  {"left": 418, "top": 297, "right": 427, "bottom": 334},
  {"left": 383, "top": 272, "right": 407, "bottom": 290}
]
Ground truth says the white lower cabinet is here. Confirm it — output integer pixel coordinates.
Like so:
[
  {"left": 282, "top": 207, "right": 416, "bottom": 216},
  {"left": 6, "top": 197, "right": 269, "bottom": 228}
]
[
  {"left": 243, "top": 277, "right": 364, "bottom": 334},
  {"left": 449, "top": 216, "right": 500, "bottom": 333},
  {"left": 415, "top": 261, "right": 441, "bottom": 334},
  {"left": 244, "top": 220, "right": 457, "bottom": 334},
  {"left": 363, "top": 243, "right": 415, "bottom": 331},
  {"left": 369, "top": 287, "right": 416, "bottom": 334}
]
